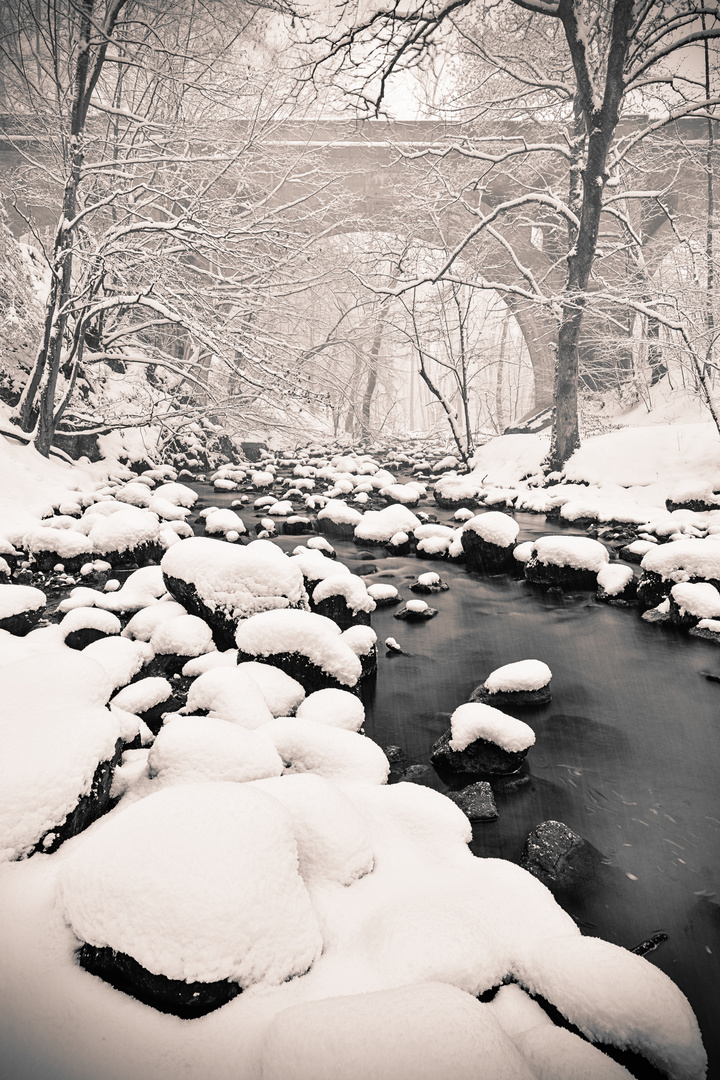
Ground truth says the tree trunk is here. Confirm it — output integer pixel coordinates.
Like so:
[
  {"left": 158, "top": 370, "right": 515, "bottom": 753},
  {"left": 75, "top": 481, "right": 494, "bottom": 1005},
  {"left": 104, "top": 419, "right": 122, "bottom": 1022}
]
[{"left": 360, "top": 319, "right": 382, "bottom": 439}]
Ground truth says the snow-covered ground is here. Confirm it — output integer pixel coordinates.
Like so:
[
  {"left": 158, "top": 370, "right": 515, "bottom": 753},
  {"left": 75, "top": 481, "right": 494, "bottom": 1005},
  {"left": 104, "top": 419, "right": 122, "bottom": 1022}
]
[{"left": 0, "top": 392, "right": 717, "bottom": 1080}]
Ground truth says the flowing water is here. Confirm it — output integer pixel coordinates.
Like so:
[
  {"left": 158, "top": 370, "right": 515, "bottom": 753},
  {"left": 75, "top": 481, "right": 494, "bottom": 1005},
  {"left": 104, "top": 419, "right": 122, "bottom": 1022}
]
[{"left": 191, "top": 483, "right": 720, "bottom": 1077}]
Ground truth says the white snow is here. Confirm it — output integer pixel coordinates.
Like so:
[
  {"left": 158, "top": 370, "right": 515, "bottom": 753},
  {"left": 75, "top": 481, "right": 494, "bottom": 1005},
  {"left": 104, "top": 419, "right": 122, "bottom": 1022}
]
[
  {"left": 295, "top": 688, "right": 365, "bottom": 731},
  {"left": 317, "top": 499, "right": 363, "bottom": 526},
  {"left": 203, "top": 508, "right": 247, "bottom": 536},
  {"left": 0, "top": 584, "right": 46, "bottom": 619},
  {"left": 111, "top": 677, "right": 172, "bottom": 715},
  {"left": 81, "top": 636, "right": 152, "bottom": 689},
  {"left": 417, "top": 571, "right": 441, "bottom": 586},
  {"left": 449, "top": 702, "right": 536, "bottom": 753},
  {"left": 260, "top": 716, "right": 389, "bottom": 784},
  {"left": 670, "top": 581, "right": 720, "bottom": 618},
  {"left": 235, "top": 610, "right": 363, "bottom": 687},
  {"left": 367, "top": 583, "right": 400, "bottom": 601},
  {"left": 184, "top": 667, "right": 274, "bottom": 729},
  {"left": 406, "top": 598, "right": 429, "bottom": 613},
  {"left": 354, "top": 504, "right": 421, "bottom": 542},
  {"left": 149, "top": 613, "right": 214, "bottom": 657},
  {"left": 236, "top": 661, "right": 306, "bottom": 716},
  {"left": 59, "top": 606, "right": 122, "bottom": 640},
  {"left": 597, "top": 564, "right": 635, "bottom": 596},
  {"left": 121, "top": 600, "right": 188, "bottom": 641},
  {"left": 531, "top": 535, "right": 609, "bottom": 572},
  {"left": 464, "top": 511, "right": 519, "bottom": 548},
  {"left": 161, "top": 537, "right": 307, "bottom": 620},
  {"left": 484, "top": 660, "right": 552, "bottom": 694},
  {"left": 312, "top": 574, "right": 376, "bottom": 614},
  {"left": 59, "top": 782, "right": 322, "bottom": 985},
  {"left": 641, "top": 537, "right": 720, "bottom": 582},
  {"left": 0, "top": 652, "right": 121, "bottom": 861},
  {"left": 147, "top": 715, "right": 283, "bottom": 785}
]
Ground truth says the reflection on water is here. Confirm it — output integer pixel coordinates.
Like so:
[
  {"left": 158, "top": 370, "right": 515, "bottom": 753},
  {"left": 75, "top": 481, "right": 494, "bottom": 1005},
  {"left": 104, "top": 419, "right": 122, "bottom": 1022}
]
[{"left": 193, "top": 483, "right": 720, "bottom": 1077}]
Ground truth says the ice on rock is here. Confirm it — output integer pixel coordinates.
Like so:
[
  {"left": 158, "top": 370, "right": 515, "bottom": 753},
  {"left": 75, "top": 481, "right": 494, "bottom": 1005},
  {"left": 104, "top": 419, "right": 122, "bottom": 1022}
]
[
  {"left": 312, "top": 574, "right": 376, "bottom": 614},
  {"left": 236, "top": 661, "right": 305, "bottom": 716},
  {"left": 513, "top": 935, "right": 706, "bottom": 1080},
  {"left": 0, "top": 584, "right": 46, "bottom": 619},
  {"left": 148, "top": 715, "right": 283, "bottom": 784},
  {"left": 250, "top": 773, "right": 374, "bottom": 885},
  {"left": 296, "top": 687, "right": 365, "bottom": 731},
  {"left": 671, "top": 581, "right": 720, "bottom": 618},
  {"left": 235, "top": 610, "right": 363, "bottom": 687},
  {"left": 58, "top": 782, "right": 323, "bottom": 985},
  {"left": 82, "top": 636, "right": 153, "bottom": 689},
  {"left": 464, "top": 511, "right": 519, "bottom": 548},
  {"left": 261, "top": 982, "right": 537, "bottom": 1080},
  {"left": 149, "top": 614, "right": 214, "bottom": 657},
  {"left": 450, "top": 702, "right": 536, "bottom": 753},
  {"left": 111, "top": 676, "right": 173, "bottom": 715},
  {"left": 484, "top": 660, "right": 552, "bottom": 694},
  {"left": 354, "top": 503, "right": 422, "bottom": 542},
  {"left": 121, "top": 600, "right": 188, "bottom": 640},
  {"left": 184, "top": 667, "right": 274, "bottom": 728},
  {"left": 161, "top": 537, "right": 307, "bottom": 620},
  {"left": 532, "top": 535, "right": 609, "bottom": 572},
  {"left": 0, "top": 652, "right": 121, "bottom": 860},
  {"left": 261, "top": 717, "right": 389, "bottom": 784}
]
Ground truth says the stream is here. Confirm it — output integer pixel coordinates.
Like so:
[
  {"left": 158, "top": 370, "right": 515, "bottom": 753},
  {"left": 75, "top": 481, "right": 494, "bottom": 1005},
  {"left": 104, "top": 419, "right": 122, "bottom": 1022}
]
[{"left": 190, "top": 481, "right": 720, "bottom": 1077}]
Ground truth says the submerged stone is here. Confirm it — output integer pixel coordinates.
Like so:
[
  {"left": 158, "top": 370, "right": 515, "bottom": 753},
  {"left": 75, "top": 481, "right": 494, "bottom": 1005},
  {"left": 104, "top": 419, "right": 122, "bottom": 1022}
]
[{"left": 519, "top": 819, "right": 606, "bottom": 894}]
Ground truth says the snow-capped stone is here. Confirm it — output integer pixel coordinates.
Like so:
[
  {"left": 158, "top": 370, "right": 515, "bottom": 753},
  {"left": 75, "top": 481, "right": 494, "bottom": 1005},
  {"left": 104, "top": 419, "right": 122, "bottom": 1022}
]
[
  {"left": 184, "top": 667, "right": 274, "bottom": 729},
  {"left": 236, "top": 661, "right": 305, "bottom": 717},
  {"left": 671, "top": 581, "right": 720, "bottom": 619},
  {"left": 58, "top": 782, "right": 323, "bottom": 986},
  {"left": 82, "top": 636, "right": 152, "bottom": 689},
  {"left": 149, "top": 614, "right": 214, "bottom": 657},
  {"left": 0, "top": 584, "right": 46, "bottom": 634},
  {"left": 121, "top": 601, "right": 188, "bottom": 641},
  {"left": 317, "top": 500, "right": 363, "bottom": 526},
  {"left": 532, "top": 536, "right": 610, "bottom": 572},
  {"left": 354, "top": 504, "right": 422, "bottom": 543},
  {"left": 464, "top": 512, "right": 519, "bottom": 548},
  {"left": 203, "top": 508, "right": 247, "bottom": 536},
  {"left": 450, "top": 702, "right": 536, "bottom": 753},
  {"left": 484, "top": 660, "right": 552, "bottom": 695},
  {"left": 235, "top": 610, "right": 363, "bottom": 689}
]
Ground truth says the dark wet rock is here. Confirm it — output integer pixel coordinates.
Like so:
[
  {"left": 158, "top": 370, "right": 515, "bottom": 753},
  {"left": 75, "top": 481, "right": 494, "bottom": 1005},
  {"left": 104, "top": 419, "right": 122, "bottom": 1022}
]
[
  {"left": 371, "top": 590, "right": 402, "bottom": 608},
  {"left": 461, "top": 531, "right": 516, "bottom": 574},
  {"left": 402, "top": 764, "right": 437, "bottom": 784},
  {"left": 162, "top": 573, "right": 237, "bottom": 650},
  {"left": 313, "top": 595, "right": 372, "bottom": 633},
  {"left": 384, "top": 745, "right": 409, "bottom": 783},
  {"left": 666, "top": 497, "right": 720, "bottom": 513},
  {"left": 596, "top": 576, "right": 638, "bottom": 607},
  {"left": 635, "top": 570, "right": 668, "bottom": 610},
  {"left": 235, "top": 648, "right": 361, "bottom": 695},
  {"left": 282, "top": 516, "right": 312, "bottom": 536},
  {"left": 0, "top": 607, "right": 45, "bottom": 636},
  {"left": 317, "top": 519, "right": 356, "bottom": 541},
  {"left": 27, "top": 739, "right": 124, "bottom": 857},
  {"left": 447, "top": 781, "right": 498, "bottom": 821},
  {"left": 430, "top": 729, "right": 528, "bottom": 775},
  {"left": 77, "top": 943, "right": 241, "bottom": 1018},
  {"left": 433, "top": 492, "right": 482, "bottom": 511},
  {"left": 618, "top": 543, "right": 648, "bottom": 564},
  {"left": 690, "top": 625, "right": 720, "bottom": 644},
  {"left": 384, "top": 536, "right": 413, "bottom": 556},
  {"left": 469, "top": 684, "right": 552, "bottom": 709},
  {"left": 642, "top": 604, "right": 672, "bottom": 625},
  {"left": 524, "top": 557, "right": 599, "bottom": 592},
  {"left": 142, "top": 652, "right": 199, "bottom": 679},
  {"left": 409, "top": 576, "right": 449, "bottom": 594},
  {"left": 393, "top": 603, "right": 438, "bottom": 621},
  {"left": 667, "top": 595, "right": 702, "bottom": 630},
  {"left": 519, "top": 819, "right": 606, "bottom": 893},
  {"left": 631, "top": 931, "right": 669, "bottom": 956},
  {"left": 64, "top": 626, "right": 115, "bottom": 650}
]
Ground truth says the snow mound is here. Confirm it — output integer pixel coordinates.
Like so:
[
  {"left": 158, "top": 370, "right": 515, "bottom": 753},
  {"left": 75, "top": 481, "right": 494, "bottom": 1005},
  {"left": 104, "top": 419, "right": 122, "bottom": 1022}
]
[
  {"left": 295, "top": 687, "right": 365, "bottom": 731},
  {"left": 515, "top": 1024, "right": 634, "bottom": 1079},
  {"left": 641, "top": 536, "right": 720, "bottom": 581},
  {"left": 81, "top": 636, "right": 152, "bottom": 689},
  {"left": 203, "top": 508, "right": 246, "bottom": 536},
  {"left": 670, "top": 581, "right": 720, "bottom": 618},
  {"left": 513, "top": 935, "right": 706, "bottom": 1080},
  {"left": 312, "top": 574, "right": 376, "bottom": 614},
  {"left": 59, "top": 606, "right": 122, "bottom": 639},
  {"left": 465, "top": 511, "right": 520, "bottom": 548},
  {"left": 235, "top": 610, "right": 363, "bottom": 687},
  {"left": 236, "top": 661, "right": 306, "bottom": 716},
  {"left": 148, "top": 715, "right": 283, "bottom": 784},
  {"left": 250, "top": 773, "right": 374, "bottom": 885},
  {"left": 450, "top": 702, "right": 536, "bottom": 753},
  {"left": 149, "top": 614, "right": 214, "bottom": 657},
  {"left": 184, "top": 667, "right": 274, "bottom": 729},
  {"left": 354, "top": 504, "right": 422, "bottom": 542},
  {"left": 261, "top": 717, "right": 389, "bottom": 784},
  {"left": 532, "top": 535, "right": 609, "bottom": 572},
  {"left": 317, "top": 499, "right": 363, "bottom": 526},
  {"left": 597, "top": 564, "right": 635, "bottom": 596},
  {"left": 111, "top": 676, "right": 172, "bottom": 715},
  {"left": 121, "top": 600, "right": 187, "bottom": 641},
  {"left": 0, "top": 583, "right": 46, "bottom": 619},
  {"left": 484, "top": 659, "right": 552, "bottom": 693},
  {"left": 59, "top": 782, "right": 323, "bottom": 985},
  {"left": 0, "top": 652, "right": 121, "bottom": 860},
  {"left": 161, "top": 537, "right": 307, "bottom": 620},
  {"left": 83, "top": 506, "right": 160, "bottom": 556},
  {"left": 261, "top": 982, "right": 537, "bottom": 1080}
]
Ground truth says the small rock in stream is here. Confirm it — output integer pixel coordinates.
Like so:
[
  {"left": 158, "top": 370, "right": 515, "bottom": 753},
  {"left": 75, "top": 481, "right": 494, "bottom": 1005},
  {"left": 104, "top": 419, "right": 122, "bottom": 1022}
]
[
  {"left": 447, "top": 781, "right": 498, "bottom": 821},
  {"left": 519, "top": 820, "right": 606, "bottom": 894}
]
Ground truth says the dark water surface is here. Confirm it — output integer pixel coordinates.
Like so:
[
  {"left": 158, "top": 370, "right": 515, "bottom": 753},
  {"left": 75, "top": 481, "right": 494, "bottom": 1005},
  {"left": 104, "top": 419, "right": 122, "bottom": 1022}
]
[{"left": 192, "top": 483, "right": 720, "bottom": 1077}]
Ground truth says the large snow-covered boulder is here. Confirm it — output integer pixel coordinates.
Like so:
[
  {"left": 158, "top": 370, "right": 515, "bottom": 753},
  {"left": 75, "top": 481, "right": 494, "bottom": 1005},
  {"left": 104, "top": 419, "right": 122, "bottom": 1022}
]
[
  {"left": 354, "top": 504, "right": 422, "bottom": 545},
  {"left": 161, "top": 537, "right": 308, "bottom": 648},
  {"left": 461, "top": 512, "right": 520, "bottom": 574},
  {"left": 235, "top": 609, "right": 364, "bottom": 692},
  {"left": 311, "top": 574, "right": 376, "bottom": 630},
  {"left": 525, "top": 536, "right": 609, "bottom": 590},
  {"left": 184, "top": 666, "right": 275, "bottom": 729},
  {"left": 147, "top": 715, "right": 283, "bottom": 785},
  {"left": 260, "top": 716, "right": 389, "bottom": 784},
  {"left": 0, "top": 652, "right": 125, "bottom": 860},
  {"left": 59, "top": 782, "right": 323, "bottom": 1016},
  {"left": 637, "top": 536, "right": 720, "bottom": 609},
  {"left": 0, "top": 583, "right": 46, "bottom": 635}
]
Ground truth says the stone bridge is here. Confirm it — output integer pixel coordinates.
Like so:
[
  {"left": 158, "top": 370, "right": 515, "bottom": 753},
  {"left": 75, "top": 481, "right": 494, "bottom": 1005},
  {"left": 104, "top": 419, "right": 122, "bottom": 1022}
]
[{"left": 1, "top": 114, "right": 714, "bottom": 408}]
